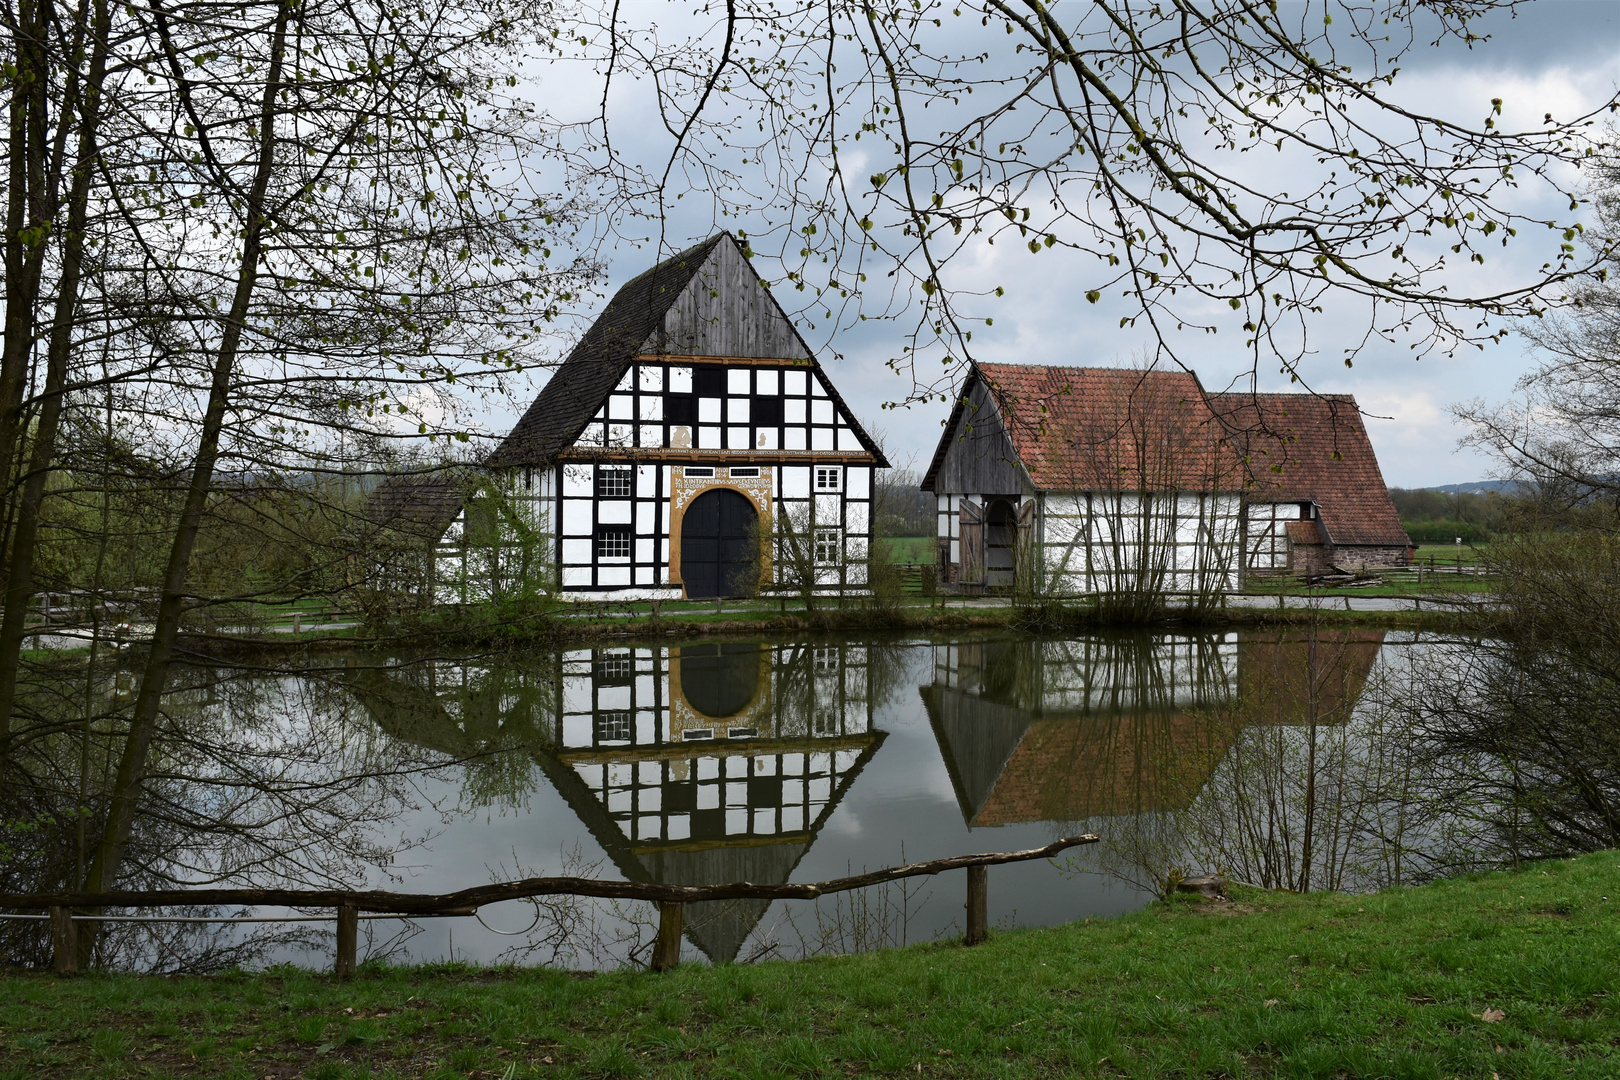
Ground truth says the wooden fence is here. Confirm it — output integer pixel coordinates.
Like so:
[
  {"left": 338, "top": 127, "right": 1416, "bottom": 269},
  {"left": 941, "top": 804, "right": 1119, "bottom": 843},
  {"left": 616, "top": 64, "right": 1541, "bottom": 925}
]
[{"left": 2, "top": 835, "right": 1099, "bottom": 977}]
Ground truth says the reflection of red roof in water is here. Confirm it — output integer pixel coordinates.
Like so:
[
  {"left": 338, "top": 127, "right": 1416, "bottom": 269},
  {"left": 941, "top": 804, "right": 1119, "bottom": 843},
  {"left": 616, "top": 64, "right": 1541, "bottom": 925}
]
[
  {"left": 972, "top": 712, "right": 1225, "bottom": 825},
  {"left": 963, "top": 631, "right": 1386, "bottom": 827}
]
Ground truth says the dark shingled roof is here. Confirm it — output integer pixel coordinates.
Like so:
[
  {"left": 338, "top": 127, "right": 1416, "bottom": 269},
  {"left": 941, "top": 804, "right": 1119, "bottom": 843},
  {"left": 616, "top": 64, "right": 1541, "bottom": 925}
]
[
  {"left": 1211, "top": 392, "right": 1410, "bottom": 548},
  {"left": 486, "top": 236, "right": 726, "bottom": 468},
  {"left": 360, "top": 471, "right": 472, "bottom": 541}
]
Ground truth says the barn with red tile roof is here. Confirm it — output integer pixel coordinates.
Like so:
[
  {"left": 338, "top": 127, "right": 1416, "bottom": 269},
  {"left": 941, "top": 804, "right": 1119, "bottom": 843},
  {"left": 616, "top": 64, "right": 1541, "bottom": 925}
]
[{"left": 921, "top": 363, "right": 1410, "bottom": 592}]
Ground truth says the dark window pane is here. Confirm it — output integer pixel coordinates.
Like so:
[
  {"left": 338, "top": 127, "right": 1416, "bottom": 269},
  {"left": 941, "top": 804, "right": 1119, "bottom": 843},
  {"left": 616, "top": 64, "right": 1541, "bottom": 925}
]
[
  {"left": 752, "top": 396, "right": 783, "bottom": 426},
  {"left": 666, "top": 394, "right": 696, "bottom": 425},
  {"left": 693, "top": 365, "right": 726, "bottom": 397}
]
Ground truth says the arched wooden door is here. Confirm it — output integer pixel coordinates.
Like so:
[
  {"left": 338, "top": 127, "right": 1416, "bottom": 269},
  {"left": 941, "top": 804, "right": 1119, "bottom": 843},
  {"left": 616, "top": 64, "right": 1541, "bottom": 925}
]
[{"left": 680, "top": 489, "right": 758, "bottom": 598}]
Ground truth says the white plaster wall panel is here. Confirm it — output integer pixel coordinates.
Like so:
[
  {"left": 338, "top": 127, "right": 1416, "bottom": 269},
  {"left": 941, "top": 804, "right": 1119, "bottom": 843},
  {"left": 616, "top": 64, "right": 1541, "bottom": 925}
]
[
  {"left": 785, "top": 427, "right": 807, "bottom": 450},
  {"left": 848, "top": 467, "right": 870, "bottom": 498},
  {"left": 699, "top": 426, "right": 721, "bottom": 449},
  {"left": 635, "top": 538, "right": 654, "bottom": 563},
  {"left": 599, "top": 500, "right": 632, "bottom": 524},
  {"left": 562, "top": 676, "right": 594, "bottom": 715},
  {"left": 756, "top": 428, "right": 778, "bottom": 449},
  {"left": 728, "top": 426, "right": 750, "bottom": 448},
  {"left": 814, "top": 493, "right": 840, "bottom": 521},
  {"left": 598, "top": 684, "right": 632, "bottom": 710},
  {"left": 812, "top": 399, "right": 834, "bottom": 425},
  {"left": 562, "top": 499, "right": 594, "bottom": 535},
  {"left": 783, "top": 466, "right": 810, "bottom": 498},
  {"left": 812, "top": 428, "right": 833, "bottom": 451},
  {"left": 639, "top": 365, "right": 663, "bottom": 392},
  {"left": 562, "top": 714, "right": 592, "bottom": 747},
  {"left": 728, "top": 397, "right": 750, "bottom": 422},
  {"left": 609, "top": 394, "right": 633, "bottom": 419},
  {"left": 784, "top": 370, "right": 807, "bottom": 396},
  {"left": 562, "top": 539, "right": 592, "bottom": 565},
  {"left": 784, "top": 398, "right": 806, "bottom": 424},
  {"left": 598, "top": 566, "right": 631, "bottom": 586},
  {"left": 699, "top": 398, "right": 722, "bottom": 423},
  {"left": 728, "top": 368, "right": 752, "bottom": 394},
  {"left": 635, "top": 501, "right": 656, "bottom": 534},
  {"left": 607, "top": 424, "right": 633, "bottom": 446},
  {"left": 638, "top": 395, "right": 663, "bottom": 421},
  {"left": 562, "top": 466, "right": 593, "bottom": 496},
  {"left": 669, "top": 366, "right": 693, "bottom": 392},
  {"left": 757, "top": 369, "right": 779, "bottom": 395},
  {"left": 615, "top": 368, "right": 635, "bottom": 391},
  {"left": 837, "top": 427, "right": 860, "bottom": 451},
  {"left": 812, "top": 378, "right": 828, "bottom": 398},
  {"left": 846, "top": 502, "right": 869, "bottom": 533},
  {"left": 638, "top": 424, "right": 662, "bottom": 447}
]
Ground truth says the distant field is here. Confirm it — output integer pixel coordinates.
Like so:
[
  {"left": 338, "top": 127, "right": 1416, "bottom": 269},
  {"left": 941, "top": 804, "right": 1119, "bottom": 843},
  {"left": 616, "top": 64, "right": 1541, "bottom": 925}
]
[{"left": 876, "top": 536, "right": 936, "bottom": 564}]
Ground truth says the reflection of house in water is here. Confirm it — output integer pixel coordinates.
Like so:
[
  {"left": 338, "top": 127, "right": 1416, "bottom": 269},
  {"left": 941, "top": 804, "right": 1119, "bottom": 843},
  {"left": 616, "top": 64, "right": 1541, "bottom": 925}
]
[
  {"left": 346, "top": 641, "right": 885, "bottom": 963},
  {"left": 922, "top": 632, "right": 1383, "bottom": 827}
]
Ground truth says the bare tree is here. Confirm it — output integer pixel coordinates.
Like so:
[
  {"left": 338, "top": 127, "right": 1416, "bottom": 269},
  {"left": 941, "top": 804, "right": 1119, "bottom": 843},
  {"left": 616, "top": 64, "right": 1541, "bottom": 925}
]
[
  {"left": 1458, "top": 135, "right": 1620, "bottom": 521},
  {"left": 568, "top": 0, "right": 1611, "bottom": 399}
]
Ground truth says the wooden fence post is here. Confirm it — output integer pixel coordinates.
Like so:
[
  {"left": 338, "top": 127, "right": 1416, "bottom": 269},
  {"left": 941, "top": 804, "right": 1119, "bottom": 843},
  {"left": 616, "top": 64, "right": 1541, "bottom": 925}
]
[
  {"left": 334, "top": 904, "right": 358, "bottom": 978},
  {"left": 49, "top": 907, "right": 77, "bottom": 975},
  {"left": 965, "top": 866, "right": 988, "bottom": 946},
  {"left": 651, "top": 901, "right": 683, "bottom": 972}
]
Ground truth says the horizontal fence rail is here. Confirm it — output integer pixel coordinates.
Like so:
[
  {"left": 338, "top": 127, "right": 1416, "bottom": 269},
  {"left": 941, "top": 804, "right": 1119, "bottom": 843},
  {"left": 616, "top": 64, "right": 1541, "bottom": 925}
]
[{"left": 4, "top": 835, "right": 1099, "bottom": 976}]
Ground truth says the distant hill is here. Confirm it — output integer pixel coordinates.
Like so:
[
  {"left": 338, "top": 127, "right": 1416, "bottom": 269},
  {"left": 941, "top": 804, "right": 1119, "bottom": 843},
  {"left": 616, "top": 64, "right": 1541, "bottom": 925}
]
[{"left": 1418, "top": 480, "right": 1524, "bottom": 496}]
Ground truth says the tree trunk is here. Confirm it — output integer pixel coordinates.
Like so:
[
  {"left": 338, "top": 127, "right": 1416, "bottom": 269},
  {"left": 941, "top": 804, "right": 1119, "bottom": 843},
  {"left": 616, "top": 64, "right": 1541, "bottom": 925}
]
[
  {"left": 0, "top": 0, "right": 111, "bottom": 757},
  {"left": 79, "top": 0, "right": 291, "bottom": 929}
]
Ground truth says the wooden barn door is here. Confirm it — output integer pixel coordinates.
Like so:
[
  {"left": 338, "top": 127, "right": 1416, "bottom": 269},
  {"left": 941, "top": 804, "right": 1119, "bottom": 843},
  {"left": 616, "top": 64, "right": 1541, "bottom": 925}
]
[
  {"left": 1016, "top": 499, "right": 1036, "bottom": 591},
  {"left": 959, "top": 499, "right": 984, "bottom": 587}
]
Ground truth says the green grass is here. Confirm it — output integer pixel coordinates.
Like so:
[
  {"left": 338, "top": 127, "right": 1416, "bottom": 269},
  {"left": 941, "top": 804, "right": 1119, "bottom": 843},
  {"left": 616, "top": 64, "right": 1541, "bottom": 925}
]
[
  {"left": 875, "top": 536, "right": 937, "bottom": 565},
  {"left": 4, "top": 853, "right": 1617, "bottom": 1078}
]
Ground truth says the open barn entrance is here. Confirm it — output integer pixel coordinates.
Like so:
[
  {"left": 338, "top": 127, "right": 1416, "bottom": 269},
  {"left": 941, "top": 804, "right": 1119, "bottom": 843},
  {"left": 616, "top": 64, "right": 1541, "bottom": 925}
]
[
  {"left": 680, "top": 488, "right": 758, "bottom": 598},
  {"left": 985, "top": 499, "right": 1017, "bottom": 590}
]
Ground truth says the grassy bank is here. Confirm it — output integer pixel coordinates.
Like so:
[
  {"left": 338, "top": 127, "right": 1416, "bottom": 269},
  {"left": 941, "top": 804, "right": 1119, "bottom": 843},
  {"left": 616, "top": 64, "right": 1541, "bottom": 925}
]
[{"left": 4, "top": 853, "right": 1616, "bottom": 1079}]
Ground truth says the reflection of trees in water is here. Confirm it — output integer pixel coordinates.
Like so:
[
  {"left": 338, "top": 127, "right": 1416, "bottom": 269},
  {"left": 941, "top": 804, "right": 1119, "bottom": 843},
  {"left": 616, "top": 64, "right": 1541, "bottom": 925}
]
[
  {"left": 1, "top": 655, "right": 524, "bottom": 971},
  {"left": 1401, "top": 634, "right": 1620, "bottom": 868}
]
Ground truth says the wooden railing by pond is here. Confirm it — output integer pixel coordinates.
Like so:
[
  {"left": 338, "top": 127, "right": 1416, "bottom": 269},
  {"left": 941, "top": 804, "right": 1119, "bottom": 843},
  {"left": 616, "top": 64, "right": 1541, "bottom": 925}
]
[{"left": 2, "top": 835, "right": 1099, "bottom": 977}]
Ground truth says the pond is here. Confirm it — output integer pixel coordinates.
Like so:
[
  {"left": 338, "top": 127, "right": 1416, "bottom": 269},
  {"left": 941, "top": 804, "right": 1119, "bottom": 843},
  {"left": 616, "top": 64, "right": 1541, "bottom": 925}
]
[{"left": 16, "top": 623, "right": 1587, "bottom": 972}]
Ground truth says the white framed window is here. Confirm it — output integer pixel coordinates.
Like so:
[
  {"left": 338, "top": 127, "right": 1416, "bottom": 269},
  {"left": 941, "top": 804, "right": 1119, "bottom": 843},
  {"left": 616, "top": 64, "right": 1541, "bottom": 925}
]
[
  {"left": 815, "top": 466, "right": 840, "bottom": 491},
  {"left": 684, "top": 466, "right": 715, "bottom": 478},
  {"left": 814, "top": 527, "right": 841, "bottom": 564},
  {"left": 597, "top": 528, "right": 632, "bottom": 560},
  {"left": 597, "top": 466, "right": 632, "bottom": 498},
  {"left": 813, "top": 646, "right": 838, "bottom": 673},
  {"left": 729, "top": 466, "right": 760, "bottom": 478},
  {"left": 595, "top": 711, "right": 631, "bottom": 743}
]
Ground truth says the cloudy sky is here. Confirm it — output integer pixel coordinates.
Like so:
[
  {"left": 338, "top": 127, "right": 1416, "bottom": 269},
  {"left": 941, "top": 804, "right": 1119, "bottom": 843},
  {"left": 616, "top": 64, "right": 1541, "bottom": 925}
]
[{"left": 491, "top": 0, "right": 1619, "bottom": 490}]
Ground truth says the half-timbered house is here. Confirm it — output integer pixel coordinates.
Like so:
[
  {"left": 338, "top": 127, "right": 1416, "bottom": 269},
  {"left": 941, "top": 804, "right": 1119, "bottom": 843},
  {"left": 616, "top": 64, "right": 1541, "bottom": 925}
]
[
  {"left": 429, "top": 232, "right": 888, "bottom": 601},
  {"left": 921, "top": 363, "right": 1409, "bottom": 593}
]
